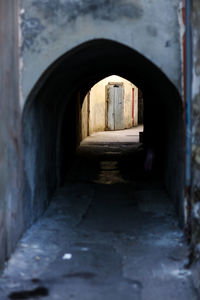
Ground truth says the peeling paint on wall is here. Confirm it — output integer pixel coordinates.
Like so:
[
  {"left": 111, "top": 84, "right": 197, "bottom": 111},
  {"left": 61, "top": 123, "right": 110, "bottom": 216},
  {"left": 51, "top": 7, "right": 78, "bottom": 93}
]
[
  {"left": 32, "top": 0, "right": 143, "bottom": 23},
  {"left": 19, "top": 0, "right": 181, "bottom": 104},
  {"left": 21, "top": 15, "right": 45, "bottom": 51},
  {"left": 20, "top": 0, "right": 143, "bottom": 53}
]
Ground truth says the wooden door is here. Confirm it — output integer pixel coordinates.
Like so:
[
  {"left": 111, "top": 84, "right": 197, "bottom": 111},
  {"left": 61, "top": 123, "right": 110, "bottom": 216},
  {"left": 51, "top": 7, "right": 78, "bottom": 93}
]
[{"left": 107, "top": 84, "right": 124, "bottom": 130}]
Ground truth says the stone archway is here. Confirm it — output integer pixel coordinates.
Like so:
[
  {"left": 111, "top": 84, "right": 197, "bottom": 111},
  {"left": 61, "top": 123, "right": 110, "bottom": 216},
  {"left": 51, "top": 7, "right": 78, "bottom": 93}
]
[{"left": 22, "top": 39, "right": 184, "bottom": 228}]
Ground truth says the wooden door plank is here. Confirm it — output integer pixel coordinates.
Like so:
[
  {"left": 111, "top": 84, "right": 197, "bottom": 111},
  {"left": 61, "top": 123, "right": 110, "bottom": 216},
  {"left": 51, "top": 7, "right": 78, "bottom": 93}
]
[
  {"left": 114, "top": 86, "right": 124, "bottom": 130},
  {"left": 107, "top": 86, "right": 115, "bottom": 130}
]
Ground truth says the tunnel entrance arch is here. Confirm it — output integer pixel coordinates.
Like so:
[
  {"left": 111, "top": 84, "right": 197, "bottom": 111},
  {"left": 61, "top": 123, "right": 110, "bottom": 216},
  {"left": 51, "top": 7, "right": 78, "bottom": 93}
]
[{"left": 22, "top": 39, "right": 184, "bottom": 228}]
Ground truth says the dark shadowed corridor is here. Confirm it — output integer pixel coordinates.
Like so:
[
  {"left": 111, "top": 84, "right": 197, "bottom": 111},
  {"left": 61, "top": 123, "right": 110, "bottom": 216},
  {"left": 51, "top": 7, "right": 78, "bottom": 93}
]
[{"left": 0, "top": 128, "right": 197, "bottom": 300}]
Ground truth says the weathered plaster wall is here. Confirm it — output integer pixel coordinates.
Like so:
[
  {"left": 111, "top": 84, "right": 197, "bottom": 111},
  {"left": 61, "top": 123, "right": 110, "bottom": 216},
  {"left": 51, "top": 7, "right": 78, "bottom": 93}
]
[
  {"left": 0, "top": 0, "right": 24, "bottom": 270},
  {"left": 191, "top": 0, "right": 200, "bottom": 259},
  {"left": 20, "top": 0, "right": 181, "bottom": 107},
  {"left": 81, "top": 94, "right": 89, "bottom": 140},
  {"left": 124, "top": 80, "right": 138, "bottom": 128},
  {"left": 89, "top": 78, "right": 107, "bottom": 135}
]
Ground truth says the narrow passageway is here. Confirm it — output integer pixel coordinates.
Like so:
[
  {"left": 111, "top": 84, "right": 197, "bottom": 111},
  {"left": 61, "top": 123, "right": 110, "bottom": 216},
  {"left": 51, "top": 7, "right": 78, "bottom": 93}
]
[{"left": 0, "top": 128, "right": 196, "bottom": 300}]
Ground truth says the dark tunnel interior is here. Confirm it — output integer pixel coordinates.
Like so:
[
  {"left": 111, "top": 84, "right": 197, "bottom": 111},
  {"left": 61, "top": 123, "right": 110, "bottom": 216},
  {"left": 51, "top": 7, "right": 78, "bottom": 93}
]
[{"left": 22, "top": 39, "right": 184, "bottom": 228}]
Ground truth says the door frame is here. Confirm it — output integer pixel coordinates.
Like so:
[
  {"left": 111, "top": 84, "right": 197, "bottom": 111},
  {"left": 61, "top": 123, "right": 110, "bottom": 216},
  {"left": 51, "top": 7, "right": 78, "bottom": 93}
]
[{"left": 132, "top": 87, "right": 134, "bottom": 127}]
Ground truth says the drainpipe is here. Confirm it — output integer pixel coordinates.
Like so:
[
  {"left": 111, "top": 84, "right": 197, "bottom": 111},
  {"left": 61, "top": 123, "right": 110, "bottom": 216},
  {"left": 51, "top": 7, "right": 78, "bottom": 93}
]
[{"left": 185, "top": 0, "right": 192, "bottom": 187}]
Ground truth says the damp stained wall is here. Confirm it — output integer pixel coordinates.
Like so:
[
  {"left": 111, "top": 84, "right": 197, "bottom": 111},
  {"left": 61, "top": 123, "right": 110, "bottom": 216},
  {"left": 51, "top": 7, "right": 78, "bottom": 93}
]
[{"left": 19, "top": 0, "right": 181, "bottom": 107}]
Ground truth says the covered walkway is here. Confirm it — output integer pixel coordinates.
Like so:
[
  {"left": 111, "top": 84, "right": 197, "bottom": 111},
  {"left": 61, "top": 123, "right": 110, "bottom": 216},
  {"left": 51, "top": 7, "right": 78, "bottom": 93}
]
[{"left": 0, "top": 128, "right": 196, "bottom": 300}]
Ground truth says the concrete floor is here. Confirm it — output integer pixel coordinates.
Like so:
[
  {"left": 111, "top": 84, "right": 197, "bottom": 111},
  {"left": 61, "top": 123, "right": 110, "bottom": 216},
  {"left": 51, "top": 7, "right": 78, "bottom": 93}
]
[{"left": 0, "top": 127, "right": 198, "bottom": 299}]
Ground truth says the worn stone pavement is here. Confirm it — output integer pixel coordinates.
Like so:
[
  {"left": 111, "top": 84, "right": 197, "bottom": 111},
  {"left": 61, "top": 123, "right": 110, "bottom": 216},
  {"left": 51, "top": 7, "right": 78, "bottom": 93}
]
[{"left": 0, "top": 127, "right": 198, "bottom": 299}]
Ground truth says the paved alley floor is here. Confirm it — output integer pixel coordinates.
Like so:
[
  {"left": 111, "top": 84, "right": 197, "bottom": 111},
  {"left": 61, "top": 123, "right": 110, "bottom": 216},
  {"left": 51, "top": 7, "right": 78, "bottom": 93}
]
[{"left": 0, "top": 127, "right": 198, "bottom": 299}]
